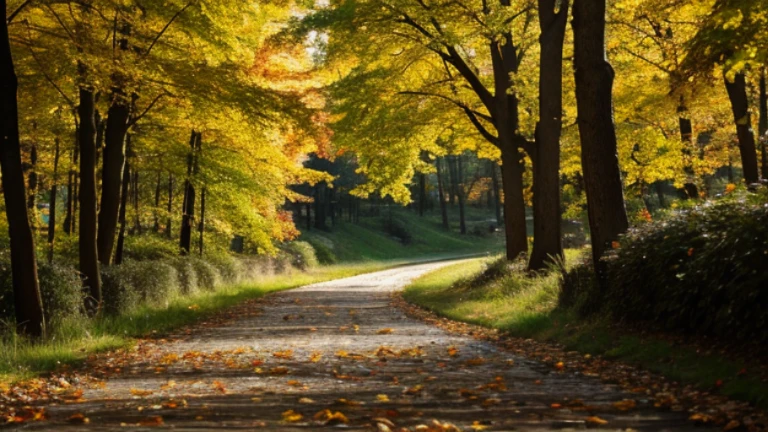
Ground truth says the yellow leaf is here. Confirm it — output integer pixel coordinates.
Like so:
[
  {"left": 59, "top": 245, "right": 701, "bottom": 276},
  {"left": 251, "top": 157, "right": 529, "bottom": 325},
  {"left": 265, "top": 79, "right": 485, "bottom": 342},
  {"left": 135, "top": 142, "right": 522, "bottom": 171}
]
[
  {"left": 586, "top": 416, "right": 608, "bottom": 425},
  {"left": 376, "top": 394, "right": 390, "bottom": 402},
  {"left": 282, "top": 410, "right": 303, "bottom": 422},
  {"left": 377, "top": 328, "right": 394, "bottom": 334}
]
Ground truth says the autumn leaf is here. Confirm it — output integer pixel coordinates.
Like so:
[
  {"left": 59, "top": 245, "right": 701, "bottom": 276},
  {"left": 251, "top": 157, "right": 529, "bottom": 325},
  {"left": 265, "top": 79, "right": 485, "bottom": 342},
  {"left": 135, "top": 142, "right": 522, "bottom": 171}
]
[
  {"left": 470, "top": 421, "right": 488, "bottom": 431},
  {"left": 67, "top": 413, "right": 89, "bottom": 424},
  {"left": 447, "top": 346, "right": 459, "bottom": 357},
  {"left": 586, "top": 416, "right": 608, "bottom": 425},
  {"left": 282, "top": 410, "right": 303, "bottom": 422},
  {"left": 376, "top": 394, "right": 390, "bottom": 402},
  {"left": 272, "top": 350, "right": 294, "bottom": 359},
  {"left": 138, "top": 416, "right": 164, "bottom": 426},
  {"left": 130, "top": 388, "right": 154, "bottom": 397},
  {"left": 377, "top": 328, "right": 394, "bottom": 334},
  {"left": 612, "top": 399, "right": 637, "bottom": 411},
  {"left": 309, "top": 352, "right": 323, "bottom": 362}
]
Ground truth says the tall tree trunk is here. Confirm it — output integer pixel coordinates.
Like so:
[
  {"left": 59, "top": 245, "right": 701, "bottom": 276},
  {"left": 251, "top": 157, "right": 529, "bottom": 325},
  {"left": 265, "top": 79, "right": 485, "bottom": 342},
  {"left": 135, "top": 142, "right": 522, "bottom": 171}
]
[
  {"left": 131, "top": 169, "right": 140, "bottom": 233},
  {"left": 305, "top": 203, "right": 311, "bottom": 230},
  {"left": 678, "top": 99, "right": 699, "bottom": 198},
  {"left": 198, "top": 187, "right": 206, "bottom": 256},
  {"left": 153, "top": 171, "right": 161, "bottom": 232},
  {"left": 180, "top": 131, "right": 199, "bottom": 255},
  {"left": 723, "top": 72, "right": 760, "bottom": 185},
  {"left": 166, "top": 173, "right": 173, "bottom": 238},
  {"left": 0, "top": 7, "right": 46, "bottom": 337},
  {"left": 500, "top": 149, "right": 528, "bottom": 259},
  {"left": 63, "top": 143, "right": 75, "bottom": 234},
  {"left": 77, "top": 80, "right": 102, "bottom": 313},
  {"left": 457, "top": 155, "right": 466, "bottom": 235},
  {"left": 418, "top": 172, "right": 426, "bottom": 217},
  {"left": 759, "top": 68, "right": 767, "bottom": 180},
  {"left": 314, "top": 183, "right": 327, "bottom": 230},
  {"left": 71, "top": 159, "right": 78, "bottom": 234},
  {"left": 529, "top": 0, "right": 568, "bottom": 271},
  {"left": 447, "top": 156, "right": 456, "bottom": 206},
  {"left": 436, "top": 158, "right": 449, "bottom": 230},
  {"left": 490, "top": 162, "right": 502, "bottom": 225},
  {"left": 114, "top": 151, "right": 130, "bottom": 265},
  {"left": 47, "top": 137, "right": 61, "bottom": 264},
  {"left": 96, "top": 96, "right": 130, "bottom": 265},
  {"left": 26, "top": 143, "right": 38, "bottom": 229},
  {"left": 572, "top": 0, "right": 629, "bottom": 267}
]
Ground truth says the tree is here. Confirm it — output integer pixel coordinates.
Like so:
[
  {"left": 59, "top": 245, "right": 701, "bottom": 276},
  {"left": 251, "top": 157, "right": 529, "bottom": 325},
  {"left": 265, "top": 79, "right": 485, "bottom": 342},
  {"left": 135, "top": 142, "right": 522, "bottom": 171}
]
[
  {"left": 1, "top": 0, "right": 45, "bottom": 337},
  {"left": 572, "top": 0, "right": 629, "bottom": 266}
]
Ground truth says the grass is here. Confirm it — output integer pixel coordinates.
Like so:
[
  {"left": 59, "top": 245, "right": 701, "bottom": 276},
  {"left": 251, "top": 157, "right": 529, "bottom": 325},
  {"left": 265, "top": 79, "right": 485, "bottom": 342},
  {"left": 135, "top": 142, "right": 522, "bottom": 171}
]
[
  {"left": 0, "top": 260, "right": 406, "bottom": 384},
  {"left": 301, "top": 207, "right": 505, "bottom": 262},
  {"left": 403, "top": 256, "right": 768, "bottom": 409}
]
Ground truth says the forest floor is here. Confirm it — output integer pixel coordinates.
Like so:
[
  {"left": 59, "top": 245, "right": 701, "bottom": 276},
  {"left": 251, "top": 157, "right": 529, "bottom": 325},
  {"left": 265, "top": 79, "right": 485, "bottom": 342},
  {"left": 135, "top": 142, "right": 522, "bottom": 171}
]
[{"left": 3, "top": 261, "right": 725, "bottom": 431}]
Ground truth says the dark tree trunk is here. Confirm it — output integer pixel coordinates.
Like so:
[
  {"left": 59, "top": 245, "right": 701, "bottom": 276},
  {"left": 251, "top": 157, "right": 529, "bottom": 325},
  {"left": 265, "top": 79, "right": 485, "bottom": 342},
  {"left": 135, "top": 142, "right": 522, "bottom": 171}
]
[
  {"left": 447, "top": 156, "right": 457, "bottom": 206},
  {"left": 328, "top": 187, "right": 335, "bottom": 226},
  {"left": 305, "top": 203, "right": 311, "bottom": 230},
  {"left": 500, "top": 149, "right": 528, "bottom": 259},
  {"left": 72, "top": 159, "right": 78, "bottom": 235},
  {"left": 47, "top": 137, "right": 61, "bottom": 264},
  {"left": 96, "top": 97, "right": 130, "bottom": 265},
  {"left": 436, "top": 158, "right": 449, "bottom": 230},
  {"left": 529, "top": 0, "right": 568, "bottom": 271},
  {"left": 114, "top": 152, "right": 130, "bottom": 266},
  {"left": 26, "top": 143, "right": 38, "bottom": 229},
  {"left": 131, "top": 169, "right": 140, "bottom": 234},
  {"left": 572, "top": 0, "right": 629, "bottom": 266},
  {"left": 314, "top": 183, "right": 327, "bottom": 230},
  {"left": 654, "top": 182, "right": 666, "bottom": 208},
  {"left": 77, "top": 81, "right": 102, "bottom": 313},
  {"left": 180, "top": 131, "right": 199, "bottom": 255},
  {"left": 166, "top": 173, "right": 173, "bottom": 238},
  {"left": 724, "top": 72, "right": 760, "bottom": 185},
  {"left": 0, "top": 7, "right": 46, "bottom": 337},
  {"left": 63, "top": 143, "right": 75, "bottom": 234},
  {"left": 198, "top": 187, "right": 206, "bottom": 256},
  {"left": 490, "top": 162, "right": 502, "bottom": 225},
  {"left": 759, "top": 68, "right": 767, "bottom": 180},
  {"left": 153, "top": 171, "right": 161, "bottom": 232},
  {"left": 418, "top": 172, "right": 426, "bottom": 217},
  {"left": 678, "top": 100, "right": 699, "bottom": 198},
  {"left": 457, "top": 155, "right": 467, "bottom": 235}
]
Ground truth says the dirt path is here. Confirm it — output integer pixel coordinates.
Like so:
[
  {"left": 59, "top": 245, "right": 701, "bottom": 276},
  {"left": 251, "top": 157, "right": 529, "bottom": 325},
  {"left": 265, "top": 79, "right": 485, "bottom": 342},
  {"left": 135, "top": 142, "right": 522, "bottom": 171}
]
[{"left": 17, "top": 260, "right": 715, "bottom": 431}]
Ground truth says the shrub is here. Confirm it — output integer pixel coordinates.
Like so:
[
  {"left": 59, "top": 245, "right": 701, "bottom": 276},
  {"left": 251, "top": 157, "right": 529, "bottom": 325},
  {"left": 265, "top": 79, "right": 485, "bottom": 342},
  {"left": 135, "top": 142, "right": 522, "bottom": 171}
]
[
  {"left": 170, "top": 258, "right": 199, "bottom": 295},
  {"left": 122, "top": 234, "right": 178, "bottom": 261},
  {"left": 282, "top": 241, "right": 319, "bottom": 270},
  {"left": 101, "top": 264, "right": 140, "bottom": 316},
  {"left": 37, "top": 262, "right": 84, "bottom": 327},
  {"left": 382, "top": 215, "right": 413, "bottom": 245},
  {"left": 191, "top": 258, "right": 221, "bottom": 291},
  {"left": 304, "top": 238, "right": 337, "bottom": 265},
  {"left": 238, "top": 256, "right": 274, "bottom": 281},
  {"left": 205, "top": 253, "right": 241, "bottom": 284},
  {"left": 130, "top": 261, "right": 180, "bottom": 305},
  {"left": 564, "top": 196, "right": 768, "bottom": 344}
]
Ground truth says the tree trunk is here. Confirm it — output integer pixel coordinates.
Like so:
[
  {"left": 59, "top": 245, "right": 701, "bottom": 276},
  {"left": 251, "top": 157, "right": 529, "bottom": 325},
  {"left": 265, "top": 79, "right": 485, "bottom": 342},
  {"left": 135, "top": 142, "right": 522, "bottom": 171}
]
[
  {"left": 572, "top": 0, "right": 629, "bottom": 266},
  {"left": 0, "top": 7, "right": 46, "bottom": 337},
  {"left": 166, "top": 173, "right": 173, "bottom": 238},
  {"left": 759, "top": 68, "right": 767, "bottom": 180},
  {"left": 305, "top": 203, "right": 311, "bottom": 230},
  {"left": 678, "top": 99, "right": 699, "bottom": 198},
  {"left": 180, "top": 131, "right": 199, "bottom": 255},
  {"left": 47, "top": 137, "right": 61, "bottom": 264},
  {"left": 114, "top": 152, "right": 130, "bottom": 265},
  {"left": 436, "top": 158, "right": 449, "bottom": 229},
  {"left": 723, "top": 72, "right": 760, "bottom": 185},
  {"left": 314, "top": 183, "right": 327, "bottom": 230},
  {"left": 500, "top": 149, "right": 528, "bottom": 259},
  {"left": 77, "top": 81, "right": 102, "bottom": 313},
  {"left": 26, "top": 143, "right": 38, "bottom": 229},
  {"left": 457, "top": 155, "right": 467, "bottom": 235},
  {"left": 131, "top": 169, "right": 140, "bottom": 233},
  {"left": 63, "top": 137, "right": 76, "bottom": 234},
  {"left": 198, "top": 187, "right": 206, "bottom": 256},
  {"left": 491, "top": 162, "right": 502, "bottom": 225},
  {"left": 96, "top": 97, "right": 130, "bottom": 265},
  {"left": 153, "top": 172, "right": 161, "bottom": 232},
  {"left": 529, "top": 0, "right": 568, "bottom": 271}
]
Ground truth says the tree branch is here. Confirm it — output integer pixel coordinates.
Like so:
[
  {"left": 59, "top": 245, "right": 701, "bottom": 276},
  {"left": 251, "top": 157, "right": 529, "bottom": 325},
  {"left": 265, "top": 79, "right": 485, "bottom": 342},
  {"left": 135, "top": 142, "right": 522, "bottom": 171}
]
[
  {"left": 7, "top": 0, "right": 33, "bottom": 23},
  {"left": 144, "top": 1, "right": 194, "bottom": 57},
  {"left": 128, "top": 91, "right": 170, "bottom": 126}
]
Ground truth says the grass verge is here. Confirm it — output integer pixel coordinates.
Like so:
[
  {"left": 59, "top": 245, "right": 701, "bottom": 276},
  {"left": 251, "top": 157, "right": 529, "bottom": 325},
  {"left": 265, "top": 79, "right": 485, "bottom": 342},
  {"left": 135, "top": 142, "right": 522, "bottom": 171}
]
[
  {"left": 0, "top": 260, "right": 403, "bottom": 383},
  {"left": 403, "top": 257, "right": 768, "bottom": 409}
]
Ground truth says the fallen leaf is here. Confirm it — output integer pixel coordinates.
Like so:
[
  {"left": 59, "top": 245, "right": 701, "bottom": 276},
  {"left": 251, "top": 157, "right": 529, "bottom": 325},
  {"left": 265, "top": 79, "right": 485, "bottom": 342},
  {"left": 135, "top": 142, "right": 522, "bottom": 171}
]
[
  {"left": 282, "top": 410, "right": 303, "bottom": 422},
  {"left": 377, "top": 394, "right": 390, "bottom": 402},
  {"left": 67, "top": 413, "right": 89, "bottom": 424},
  {"left": 130, "top": 388, "right": 154, "bottom": 397},
  {"left": 138, "top": 416, "right": 164, "bottom": 426},
  {"left": 586, "top": 416, "right": 608, "bottom": 425},
  {"left": 377, "top": 328, "right": 394, "bottom": 335}
]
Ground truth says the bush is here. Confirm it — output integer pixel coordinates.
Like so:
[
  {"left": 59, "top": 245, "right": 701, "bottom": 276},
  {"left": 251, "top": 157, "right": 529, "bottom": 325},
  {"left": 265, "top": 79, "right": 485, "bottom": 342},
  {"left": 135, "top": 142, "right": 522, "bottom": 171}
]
[
  {"left": 121, "top": 235, "right": 178, "bottom": 261},
  {"left": 37, "top": 262, "right": 84, "bottom": 327},
  {"left": 304, "top": 238, "right": 337, "bottom": 265},
  {"left": 130, "top": 261, "right": 180, "bottom": 305},
  {"left": 282, "top": 241, "right": 319, "bottom": 270},
  {"left": 564, "top": 196, "right": 768, "bottom": 344},
  {"left": 190, "top": 258, "right": 221, "bottom": 291},
  {"left": 101, "top": 264, "right": 141, "bottom": 316},
  {"left": 205, "top": 253, "right": 241, "bottom": 284},
  {"left": 237, "top": 256, "right": 274, "bottom": 281},
  {"left": 170, "top": 258, "right": 199, "bottom": 294},
  {"left": 382, "top": 215, "right": 413, "bottom": 245}
]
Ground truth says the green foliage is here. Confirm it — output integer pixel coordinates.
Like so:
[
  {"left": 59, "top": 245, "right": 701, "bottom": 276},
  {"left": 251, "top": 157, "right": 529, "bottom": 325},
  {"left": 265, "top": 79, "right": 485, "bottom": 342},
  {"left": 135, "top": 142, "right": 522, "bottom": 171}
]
[
  {"left": 281, "top": 241, "right": 319, "bottom": 270},
  {"left": 565, "top": 194, "right": 768, "bottom": 344},
  {"left": 122, "top": 235, "right": 179, "bottom": 261},
  {"left": 204, "top": 253, "right": 242, "bottom": 284},
  {"left": 305, "top": 238, "right": 338, "bottom": 265},
  {"left": 170, "top": 258, "right": 199, "bottom": 295},
  {"left": 37, "top": 263, "right": 84, "bottom": 328},
  {"left": 382, "top": 214, "right": 414, "bottom": 245},
  {"left": 190, "top": 258, "right": 221, "bottom": 291},
  {"left": 100, "top": 265, "right": 141, "bottom": 316},
  {"left": 129, "top": 262, "right": 180, "bottom": 306}
]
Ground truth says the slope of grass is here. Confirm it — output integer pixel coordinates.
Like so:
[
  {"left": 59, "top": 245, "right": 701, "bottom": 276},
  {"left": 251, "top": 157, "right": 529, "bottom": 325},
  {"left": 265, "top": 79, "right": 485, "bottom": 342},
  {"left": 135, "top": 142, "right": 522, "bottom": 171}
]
[
  {"left": 403, "top": 257, "right": 768, "bottom": 409},
  {"left": 301, "top": 207, "right": 504, "bottom": 262},
  {"left": 0, "top": 261, "right": 403, "bottom": 383}
]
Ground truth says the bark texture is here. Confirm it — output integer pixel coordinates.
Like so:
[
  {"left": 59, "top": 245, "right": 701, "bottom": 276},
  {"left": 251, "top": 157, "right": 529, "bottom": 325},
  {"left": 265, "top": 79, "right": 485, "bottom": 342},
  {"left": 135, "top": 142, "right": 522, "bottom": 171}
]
[{"left": 723, "top": 72, "right": 759, "bottom": 185}]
